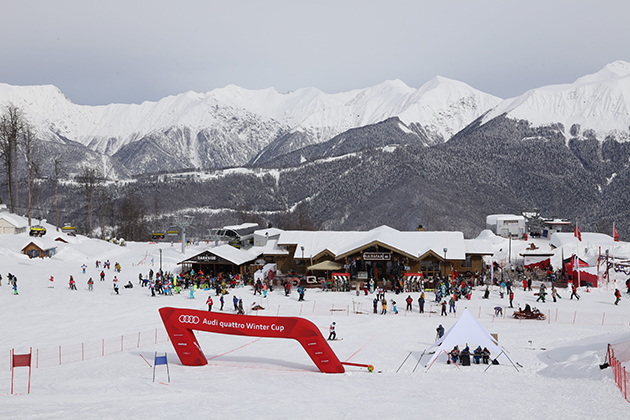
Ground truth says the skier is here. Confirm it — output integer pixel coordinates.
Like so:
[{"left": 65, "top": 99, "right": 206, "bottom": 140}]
[
  {"left": 150, "top": 281, "right": 156, "bottom": 297},
  {"left": 69, "top": 276, "right": 77, "bottom": 290},
  {"left": 238, "top": 298, "right": 244, "bottom": 314},
  {"left": 81, "top": 264, "right": 87, "bottom": 274},
  {"left": 418, "top": 292, "right": 425, "bottom": 313},
  {"left": 436, "top": 324, "right": 445, "bottom": 340},
  {"left": 113, "top": 281, "right": 119, "bottom": 295},
  {"left": 381, "top": 298, "right": 387, "bottom": 315},
  {"left": 87, "top": 277, "right": 94, "bottom": 291},
  {"left": 298, "top": 286, "right": 305, "bottom": 302},
  {"left": 12, "top": 280, "right": 18, "bottom": 295},
  {"left": 49, "top": 275, "right": 54, "bottom": 288},
  {"left": 220, "top": 294, "right": 224, "bottom": 311},
  {"left": 233, "top": 295, "right": 239, "bottom": 311},
  {"left": 391, "top": 299, "right": 398, "bottom": 314},
  {"left": 328, "top": 322, "right": 336, "bottom": 341},
  {"left": 405, "top": 295, "right": 413, "bottom": 312},
  {"left": 509, "top": 290, "right": 514, "bottom": 308},
  {"left": 441, "top": 300, "right": 447, "bottom": 316},
  {"left": 570, "top": 283, "right": 580, "bottom": 300},
  {"left": 373, "top": 297, "right": 378, "bottom": 314},
  {"left": 536, "top": 283, "right": 546, "bottom": 303},
  {"left": 206, "top": 295, "right": 213, "bottom": 311},
  {"left": 100, "top": 271, "right": 105, "bottom": 281},
  {"left": 614, "top": 289, "right": 621, "bottom": 305}
]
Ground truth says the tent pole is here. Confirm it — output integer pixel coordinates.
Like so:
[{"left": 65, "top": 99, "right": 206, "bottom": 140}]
[{"left": 412, "top": 349, "right": 426, "bottom": 373}]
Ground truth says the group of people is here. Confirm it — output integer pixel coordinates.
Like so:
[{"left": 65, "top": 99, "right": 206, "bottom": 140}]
[{"left": 448, "top": 345, "right": 491, "bottom": 365}]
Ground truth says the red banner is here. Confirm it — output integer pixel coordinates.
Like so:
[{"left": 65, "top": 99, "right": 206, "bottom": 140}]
[{"left": 159, "top": 307, "right": 345, "bottom": 373}]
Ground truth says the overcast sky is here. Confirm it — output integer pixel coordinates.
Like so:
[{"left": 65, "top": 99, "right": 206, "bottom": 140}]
[{"left": 2, "top": 1, "right": 628, "bottom": 106}]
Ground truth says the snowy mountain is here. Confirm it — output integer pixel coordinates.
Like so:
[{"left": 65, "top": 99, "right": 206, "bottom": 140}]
[
  {"left": 0, "top": 77, "right": 500, "bottom": 175},
  {"left": 481, "top": 60, "right": 630, "bottom": 142}
]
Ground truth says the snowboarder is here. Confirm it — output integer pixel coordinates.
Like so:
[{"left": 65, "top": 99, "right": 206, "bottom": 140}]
[
  {"left": 615, "top": 289, "right": 621, "bottom": 305},
  {"left": 328, "top": 322, "right": 336, "bottom": 340},
  {"left": 206, "top": 296, "right": 213, "bottom": 311},
  {"left": 87, "top": 277, "right": 94, "bottom": 291}
]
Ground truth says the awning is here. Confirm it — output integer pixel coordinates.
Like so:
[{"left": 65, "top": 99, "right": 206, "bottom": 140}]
[{"left": 307, "top": 260, "right": 343, "bottom": 271}]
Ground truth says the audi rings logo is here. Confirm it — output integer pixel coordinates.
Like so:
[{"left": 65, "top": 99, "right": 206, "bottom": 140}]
[{"left": 179, "top": 315, "right": 200, "bottom": 324}]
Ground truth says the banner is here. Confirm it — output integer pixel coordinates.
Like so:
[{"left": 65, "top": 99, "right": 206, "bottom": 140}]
[{"left": 159, "top": 307, "right": 344, "bottom": 374}]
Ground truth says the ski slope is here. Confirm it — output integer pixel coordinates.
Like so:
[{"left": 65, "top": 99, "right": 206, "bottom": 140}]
[{"left": 0, "top": 229, "right": 629, "bottom": 419}]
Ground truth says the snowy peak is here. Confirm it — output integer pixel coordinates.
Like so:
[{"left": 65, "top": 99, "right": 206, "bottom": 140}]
[
  {"left": 575, "top": 60, "right": 630, "bottom": 84},
  {"left": 481, "top": 61, "right": 630, "bottom": 140}
]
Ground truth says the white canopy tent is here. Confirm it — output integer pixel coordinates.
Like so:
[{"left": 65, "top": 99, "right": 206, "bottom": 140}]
[{"left": 424, "top": 309, "right": 518, "bottom": 371}]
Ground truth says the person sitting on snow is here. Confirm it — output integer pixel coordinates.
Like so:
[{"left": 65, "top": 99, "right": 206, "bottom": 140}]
[
  {"left": 449, "top": 346, "right": 460, "bottom": 363},
  {"left": 473, "top": 346, "right": 483, "bottom": 364},
  {"left": 482, "top": 347, "right": 491, "bottom": 364}
]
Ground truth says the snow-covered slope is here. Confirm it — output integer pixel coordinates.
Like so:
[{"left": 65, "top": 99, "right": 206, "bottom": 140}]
[{"left": 481, "top": 60, "right": 630, "bottom": 141}]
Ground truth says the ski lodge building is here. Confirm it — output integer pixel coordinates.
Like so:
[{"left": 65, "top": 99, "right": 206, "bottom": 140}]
[{"left": 179, "top": 224, "right": 493, "bottom": 282}]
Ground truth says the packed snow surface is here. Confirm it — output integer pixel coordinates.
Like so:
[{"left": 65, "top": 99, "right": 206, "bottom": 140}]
[{"left": 1, "top": 229, "right": 629, "bottom": 419}]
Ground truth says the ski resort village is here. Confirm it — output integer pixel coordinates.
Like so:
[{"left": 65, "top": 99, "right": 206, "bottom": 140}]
[{"left": 1, "top": 203, "right": 630, "bottom": 419}]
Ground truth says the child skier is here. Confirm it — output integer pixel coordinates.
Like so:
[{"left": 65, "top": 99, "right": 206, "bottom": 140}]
[{"left": 328, "top": 322, "right": 336, "bottom": 340}]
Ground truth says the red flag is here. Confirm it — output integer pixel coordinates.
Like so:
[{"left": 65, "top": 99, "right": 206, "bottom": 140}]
[
  {"left": 12, "top": 353, "right": 31, "bottom": 367},
  {"left": 614, "top": 224, "right": 620, "bottom": 242},
  {"left": 574, "top": 224, "right": 582, "bottom": 241}
]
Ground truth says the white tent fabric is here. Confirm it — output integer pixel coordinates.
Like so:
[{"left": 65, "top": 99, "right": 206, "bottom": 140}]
[{"left": 425, "top": 309, "right": 517, "bottom": 370}]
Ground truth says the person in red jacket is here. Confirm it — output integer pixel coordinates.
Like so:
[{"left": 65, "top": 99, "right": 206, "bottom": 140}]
[
  {"left": 614, "top": 289, "right": 621, "bottom": 305},
  {"left": 206, "top": 296, "right": 213, "bottom": 311},
  {"left": 405, "top": 295, "right": 413, "bottom": 311}
]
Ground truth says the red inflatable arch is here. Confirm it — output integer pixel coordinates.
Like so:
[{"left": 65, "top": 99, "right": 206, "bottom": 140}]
[{"left": 159, "top": 307, "right": 345, "bottom": 373}]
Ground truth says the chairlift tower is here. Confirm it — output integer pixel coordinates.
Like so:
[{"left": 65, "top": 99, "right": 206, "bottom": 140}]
[{"left": 173, "top": 215, "right": 195, "bottom": 254}]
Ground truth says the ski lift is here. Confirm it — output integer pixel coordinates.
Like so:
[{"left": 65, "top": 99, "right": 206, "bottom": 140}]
[
  {"left": 152, "top": 232, "right": 165, "bottom": 240},
  {"left": 62, "top": 223, "right": 77, "bottom": 236},
  {"left": 29, "top": 225, "right": 46, "bottom": 237}
]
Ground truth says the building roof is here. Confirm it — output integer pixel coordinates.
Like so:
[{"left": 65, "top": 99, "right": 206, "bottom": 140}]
[
  {"left": 21, "top": 238, "right": 58, "bottom": 251},
  {"left": 486, "top": 214, "right": 525, "bottom": 225},
  {"left": 278, "top": 225, "right": 467, "bottom": 261},
  {"left": 0, "top": 214, "right": 27, "bottom": 229}
]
